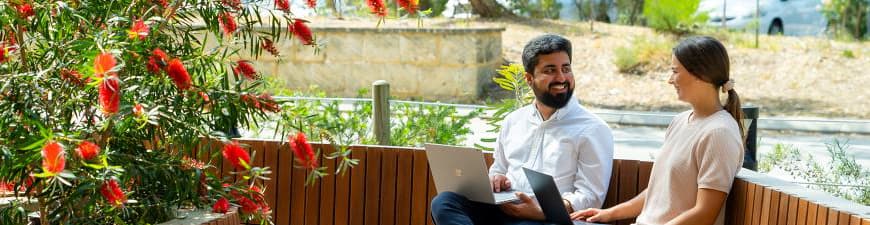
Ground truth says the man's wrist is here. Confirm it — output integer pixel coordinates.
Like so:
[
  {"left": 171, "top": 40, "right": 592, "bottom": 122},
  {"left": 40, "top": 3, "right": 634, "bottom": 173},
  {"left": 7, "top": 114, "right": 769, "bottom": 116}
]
[{"left": 562, "top": 198, "right": 574, "bottom": 212}]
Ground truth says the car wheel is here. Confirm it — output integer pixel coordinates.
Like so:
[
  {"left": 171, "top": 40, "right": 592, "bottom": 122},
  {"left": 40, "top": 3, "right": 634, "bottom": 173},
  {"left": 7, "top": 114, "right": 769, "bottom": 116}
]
[{"left": 768, "top": 21, "right": 784, "bottom": 35}]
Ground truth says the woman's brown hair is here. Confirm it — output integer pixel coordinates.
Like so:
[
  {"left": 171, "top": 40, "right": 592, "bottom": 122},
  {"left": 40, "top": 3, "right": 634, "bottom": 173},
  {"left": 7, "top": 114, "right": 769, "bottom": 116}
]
[{"left": 673, "top": 36, "right": 745, "bottom": 140}]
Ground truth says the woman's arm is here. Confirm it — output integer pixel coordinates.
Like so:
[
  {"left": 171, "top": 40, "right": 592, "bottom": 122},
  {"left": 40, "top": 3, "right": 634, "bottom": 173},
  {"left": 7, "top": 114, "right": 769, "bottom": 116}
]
[
  {"left": 664, "top": 188, "right": 727, "bottom": 225},
  {"left": 570, "top": 189, "right": 646, "bottom": 222}
]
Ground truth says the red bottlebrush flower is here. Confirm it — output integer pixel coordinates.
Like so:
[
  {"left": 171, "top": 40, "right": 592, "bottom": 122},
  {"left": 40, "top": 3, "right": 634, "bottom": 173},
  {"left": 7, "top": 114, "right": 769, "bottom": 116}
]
[
  {"left": 261, "top": 38, "right": 279, "bottom": 56},
  {"left": 237, "top": 196, "right": 259, "bottom": 214},
  {"left": 101, "top": 179, "right": 127, "bottom": 207},
  {"left": 212, "top": 197, "right": 230, "bottom": 213},
  {"left": 133, "top": 103, "right": 144, "bottom": 117},
  {"left": 75, "top": 141, "right": 100, "bottom": 161},
  {"left": 94, "top": 52, "right": 117, "bottom": 78},
  {"left": 166, "top": 58, "right": 192, "bottom": 90},
  {"left": 99, "top": 77, "right": 121, "bottom": 115},
  {"left": 42, "top": 141, "right": 66, "bottom": 175},
  {"left": 147, "top": 48, "right": 169, "bottom": 75},
  {"left": 275, "top": 0, "right": 290, "bottom": 11},
  {"left": 240, "top": 94, "right": 260, "bottom": 109},
  {"left": 398, "top": 0, "right": 418, "bottom": 14},
  {"left": 17, "top": 4, "right": 35, "bottom": 19},
  {"left": 153, "top": 0, "right": 168, "bottom": 7},
  {"left": 128, "top": 19, "right": 149, "bottom": 40},
  {"left": 198, "top": 91, "right": 210, "bottom": 102},
  {"left": 233, "top": 60, "right": 257, "bottom": 80},
  {"left": 60, "top": 69, "right": 88, "bottom": 86},
  {"left": 306, "top": 0, "right": 317, "bottom": 8},
  {"left": 366, "top": 0, "right": 387, "bottom": 17},
  {"left": 222, "top": 141, "right": 251, "bottom": 170},
  {"left": 290, "top": 132, "right": 317, "bottom": 169},
  {"left": 222, "top": 0, "right": 242, "bottom": 10},
  {"left": 218, "top": 12, "right": 237, "bottom": 36},
  {"left": 289, "top": 20, "right": 314, "bottom": 45},
  {"left": 0, "top": 44, "right": 8, "bottom": 63},
  {"left": 258, "top": 94, "right": 280, "bottom": 113}
]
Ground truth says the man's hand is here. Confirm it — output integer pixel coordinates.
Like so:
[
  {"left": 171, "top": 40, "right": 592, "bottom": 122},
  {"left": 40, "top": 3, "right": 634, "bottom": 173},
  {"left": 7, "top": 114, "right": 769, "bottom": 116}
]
[
  {"left": 491, "top": 174, "right": 511, "bottom": 192},
  {"left": 500, "top": 192, "right": 545, "bottom": 221}
]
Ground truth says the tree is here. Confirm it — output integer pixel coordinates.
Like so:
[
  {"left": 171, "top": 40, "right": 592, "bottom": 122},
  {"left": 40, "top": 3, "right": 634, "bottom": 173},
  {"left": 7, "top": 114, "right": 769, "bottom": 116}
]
[{"left": 0, "top": 0, "right": 316, "bottom": 224}]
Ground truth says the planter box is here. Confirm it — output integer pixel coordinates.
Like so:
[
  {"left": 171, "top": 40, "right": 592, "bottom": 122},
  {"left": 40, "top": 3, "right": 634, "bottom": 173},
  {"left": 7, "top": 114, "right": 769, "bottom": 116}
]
[{"left": 158, "top": 208, "right": 241, "bottom": 225}]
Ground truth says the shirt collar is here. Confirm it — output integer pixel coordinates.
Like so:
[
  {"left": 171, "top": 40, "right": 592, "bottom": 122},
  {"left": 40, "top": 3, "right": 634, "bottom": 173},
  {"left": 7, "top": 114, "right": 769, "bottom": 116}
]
[{"left": 529, "top": 98, "right": 579, "bottom": 122}]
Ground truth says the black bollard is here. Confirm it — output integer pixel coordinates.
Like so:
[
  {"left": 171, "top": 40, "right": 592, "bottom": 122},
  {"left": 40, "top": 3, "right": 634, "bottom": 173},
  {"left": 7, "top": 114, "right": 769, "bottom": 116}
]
[{"left": 742, "top": 106, "right": 759, "bottom": 171}]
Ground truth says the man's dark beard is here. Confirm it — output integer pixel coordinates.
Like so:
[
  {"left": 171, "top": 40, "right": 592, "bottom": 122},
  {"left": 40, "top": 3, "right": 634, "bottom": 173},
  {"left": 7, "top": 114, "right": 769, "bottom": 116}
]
[{"left": 533, "top": 83, "right": 574, "bottom": 109}]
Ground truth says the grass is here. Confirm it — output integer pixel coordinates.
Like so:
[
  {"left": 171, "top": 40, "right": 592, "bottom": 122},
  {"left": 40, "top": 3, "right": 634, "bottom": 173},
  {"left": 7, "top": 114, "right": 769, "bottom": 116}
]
[{"left": 613, "top": 35, "right": 674, "bottom": 75}]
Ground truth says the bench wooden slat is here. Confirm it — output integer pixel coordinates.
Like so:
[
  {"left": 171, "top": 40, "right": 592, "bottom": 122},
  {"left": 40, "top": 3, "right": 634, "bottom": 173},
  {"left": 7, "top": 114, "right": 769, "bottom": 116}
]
[
  {"left": 251, "top": 140, "right": 268, "bottom": 225},
  {"left": 290, "top": 144, "right": 307, "bottom": 225},
  {"left": 616, "top": 160, "right": 638, "bottom": 225},
  {"left": 725, "top": 179, "right": 745, "bottom": 225},
  {"left": 788, "top": 196, "right": 799, "bottom": 225},
  {"left": 276, "top": 141, "right": 292, "bottom": 225},
  {"left": 218, "top": 141, "right": 234, "bottom": 184},
  {"left": 637, "top": 161, "right": 653, "bottom": 193},
  {"left": 777, "top": 190, "right": 789, "bottom": 225},
  {"left": 808, "top": 202, "right": 819, "bottom": 225},
  {"left": 761, "top": 188, "right": 772, "bottom": 225},
  {"left": 334, "top": 146, "right": 352, "bottom": 225},
  {"left": 827, "top": 208, "right": 839, "bottom": 225},
  {"left": 349, "top": 146, "right": 367, "bottom": 225},
  {"left": 365, "top": 147, "right": 383, "bottom": 225},
  {"left": 850, "top": 215, "right": 862, "bottom": 225},
  {"left": 817, "top": 203, "right": 829, "bottom": 225},
  {"left": 319, "top": 144, "right": 337, "bottom": 225},
  {"left": 772, "top": 189, "right": 783, "bottom": 225},
  {"left": 603, "top": 160, "right": 620, "bottom": 208},
  {"left": 261, "top": 141, "right": 279, "bottom": 224},
  {"left": 379, "top": 148, "right": 398, "bottom": 225},
  {"left": 304, "top": 156, "right": 322, "bottom": 225},
  {"left": 839, "top": 212, "right": 851, "bottom": 225},
  {"left": 744, "top": 182, "right": 757, "bottom": 225},
  {"left": 799, "top": 199, "right": 810, "bottom": 225},
  {"left": 427, "top": 167, "right": 437, "bottom": 225},
  {"left": 411, "top": 150, "right": 431, "bottom": 225},
  {"left": 396, "top": 149, "right": 414, "bottom": 225},
  {"left": 753, "top": 185, "right": 765, "bottom": 225}
]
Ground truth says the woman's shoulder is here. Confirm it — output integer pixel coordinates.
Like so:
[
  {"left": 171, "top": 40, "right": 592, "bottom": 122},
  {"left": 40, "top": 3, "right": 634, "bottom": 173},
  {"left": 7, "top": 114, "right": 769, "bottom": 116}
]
[{"left": 705, "top": 110, "right": 741, "bottom": 132}]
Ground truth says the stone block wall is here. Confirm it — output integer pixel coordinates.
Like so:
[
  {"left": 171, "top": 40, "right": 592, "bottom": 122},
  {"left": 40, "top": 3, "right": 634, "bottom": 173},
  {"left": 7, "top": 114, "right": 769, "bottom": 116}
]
[{"left": 252, "top": 26, "right": 505, "bottom": 102}]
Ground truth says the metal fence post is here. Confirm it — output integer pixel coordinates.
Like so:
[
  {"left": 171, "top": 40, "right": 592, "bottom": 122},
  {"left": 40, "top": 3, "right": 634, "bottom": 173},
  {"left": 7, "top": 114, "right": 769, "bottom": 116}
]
[
  {"left": 373, "top": 80, "right": 391, "bottom": 146},
  {"left": 742, "top": 106, "right": 760, "bottom": 171}
]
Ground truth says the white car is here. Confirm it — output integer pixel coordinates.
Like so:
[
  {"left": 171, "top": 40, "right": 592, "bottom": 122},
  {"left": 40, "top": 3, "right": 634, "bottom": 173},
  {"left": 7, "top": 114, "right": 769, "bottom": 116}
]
[{"left": 698, "top": 0, "right": 827, "bottom": 36}]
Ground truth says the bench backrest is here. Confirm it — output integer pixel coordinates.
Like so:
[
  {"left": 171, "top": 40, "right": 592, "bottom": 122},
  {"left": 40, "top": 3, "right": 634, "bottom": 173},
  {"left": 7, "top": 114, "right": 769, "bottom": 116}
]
[{"left": 196, "top": 139, "right": 870, "bottom": 225}]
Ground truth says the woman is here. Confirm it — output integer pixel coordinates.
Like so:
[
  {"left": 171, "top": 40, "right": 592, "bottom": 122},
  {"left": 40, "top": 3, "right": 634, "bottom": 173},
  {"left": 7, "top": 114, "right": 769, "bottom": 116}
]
[{"left": 570, "top": 36, "right": 745, "bottom": 225}]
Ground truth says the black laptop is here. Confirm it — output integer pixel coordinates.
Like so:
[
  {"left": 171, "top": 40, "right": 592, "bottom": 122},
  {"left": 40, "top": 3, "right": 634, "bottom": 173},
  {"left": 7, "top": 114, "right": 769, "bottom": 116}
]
[{"left": 522, "top": 167, "right": 609, "bottom": 225}]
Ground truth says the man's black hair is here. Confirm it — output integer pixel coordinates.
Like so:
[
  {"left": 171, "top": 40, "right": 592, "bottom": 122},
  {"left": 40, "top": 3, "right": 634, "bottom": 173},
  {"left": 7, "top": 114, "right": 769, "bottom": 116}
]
[{"left": 521, "top": 34, "right": 572, "bottom": 74}]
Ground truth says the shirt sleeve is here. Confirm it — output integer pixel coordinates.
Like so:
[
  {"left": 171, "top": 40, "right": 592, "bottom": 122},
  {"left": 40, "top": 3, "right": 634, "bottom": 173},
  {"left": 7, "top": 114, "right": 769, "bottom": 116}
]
[
  {"left": 695, "top": 127, "right": 744, "bottom": 193},
  {"left": 489, "top": 118, "right": 510, "bottom": 178},
  {"left": 562, "top": 123, "right": 614, "bottom": 212}
]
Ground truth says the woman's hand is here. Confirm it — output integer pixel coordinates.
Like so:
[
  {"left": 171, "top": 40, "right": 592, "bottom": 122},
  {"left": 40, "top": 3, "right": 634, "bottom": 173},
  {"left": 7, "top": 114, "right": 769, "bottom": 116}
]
[{"left": 570, "top": 208, "right": 614, "bottom": 223}]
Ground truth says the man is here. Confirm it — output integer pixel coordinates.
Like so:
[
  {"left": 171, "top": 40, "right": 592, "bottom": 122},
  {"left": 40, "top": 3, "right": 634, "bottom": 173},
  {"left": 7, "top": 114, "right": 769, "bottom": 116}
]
[{"left": 430, "top": 34, "right": 614, "bottom": 225}]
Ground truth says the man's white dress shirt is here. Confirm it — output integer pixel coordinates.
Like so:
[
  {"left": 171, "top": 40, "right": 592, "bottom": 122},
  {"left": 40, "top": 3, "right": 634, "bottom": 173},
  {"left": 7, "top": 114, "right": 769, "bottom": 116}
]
[{"left": 489, "top": 99, "right": 614, "bottom": 213}]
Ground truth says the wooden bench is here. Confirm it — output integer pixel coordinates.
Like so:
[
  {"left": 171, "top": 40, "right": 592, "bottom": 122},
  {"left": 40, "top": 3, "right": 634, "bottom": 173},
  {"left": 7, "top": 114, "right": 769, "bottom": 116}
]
[{"left": 198, "top": 139, "right": 870, "bottom": 225}]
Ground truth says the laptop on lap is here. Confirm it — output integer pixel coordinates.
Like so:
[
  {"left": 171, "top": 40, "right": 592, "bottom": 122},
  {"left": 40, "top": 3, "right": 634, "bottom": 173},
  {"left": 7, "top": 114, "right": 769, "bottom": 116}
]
[
  {"left": 523, "top": 167, "right": 610, "bottom": 225},
  {"left": 425, "top": 144, "right": 521, "bottom": 204}
]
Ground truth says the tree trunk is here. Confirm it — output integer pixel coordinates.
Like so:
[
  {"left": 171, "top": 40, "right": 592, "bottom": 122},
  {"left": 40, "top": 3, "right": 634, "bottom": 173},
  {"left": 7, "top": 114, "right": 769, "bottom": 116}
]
[{"left": 469, "top": 0, "right": 515, "bottom": 18}]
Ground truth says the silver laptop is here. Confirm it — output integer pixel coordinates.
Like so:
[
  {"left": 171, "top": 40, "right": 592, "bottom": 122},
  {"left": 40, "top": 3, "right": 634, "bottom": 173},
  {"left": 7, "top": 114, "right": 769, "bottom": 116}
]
[{"left": 425, "top": 144, "right": 521, "bottom": 204}]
